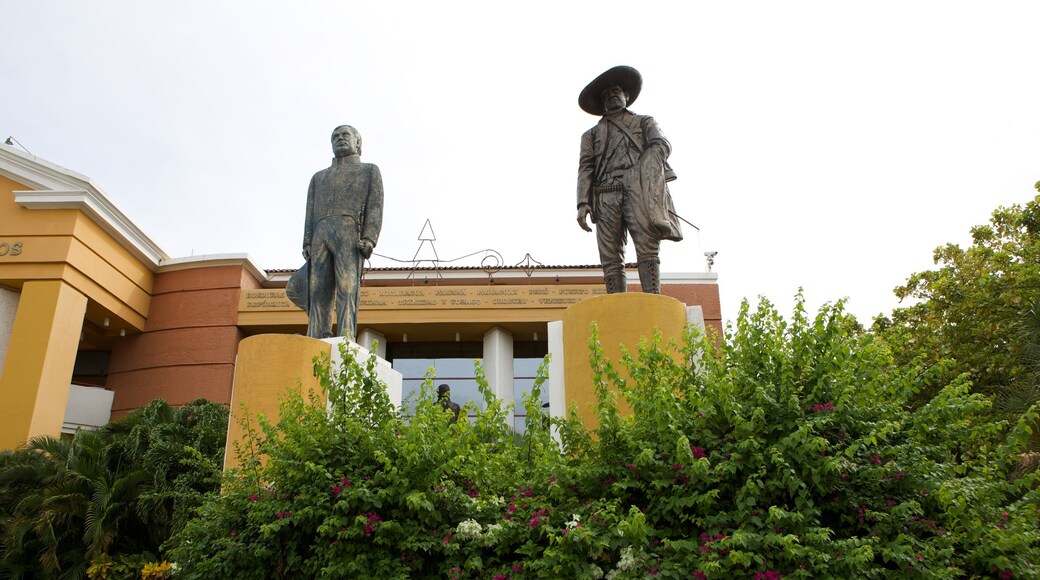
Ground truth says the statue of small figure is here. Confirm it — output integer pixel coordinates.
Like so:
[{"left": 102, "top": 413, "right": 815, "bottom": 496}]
[
  {"left": 437, "top": 384, "right": 461, "bottom": 424},
  {"left": 576, "top": 66, "right": 683, "bottom": 294},
  {"left": 289, "top": 125, "right": 383, "bottom": 339}
]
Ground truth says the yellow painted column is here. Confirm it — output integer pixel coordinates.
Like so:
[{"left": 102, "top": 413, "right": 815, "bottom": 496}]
[
  {"left": 562, "top": 293, "right": 687, "bottom": 430},
  {"left": 223, "top": 334, "right": 331, "bottom": 472},
  {"left": 0, "top": 280, "right": 87, "bottom": 448}
]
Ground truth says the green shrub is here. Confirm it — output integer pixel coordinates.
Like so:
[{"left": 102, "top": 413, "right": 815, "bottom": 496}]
[
  {"left": 0, "top": 399, "right": 228, "bottom": 579},
  {"left": 169, "top": 298, "right": 1039, "bottom": 578}
]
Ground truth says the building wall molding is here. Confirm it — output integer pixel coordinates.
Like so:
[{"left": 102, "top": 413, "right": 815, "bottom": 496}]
[
  {"left": 15, "top": 190, "right": 167, "bottom": 267},
  {"left": 158, "top": 253, "right": 266, "bottom": 284},
  {"left": 1, "top": 144, "right": 168, "bottom": 268}
]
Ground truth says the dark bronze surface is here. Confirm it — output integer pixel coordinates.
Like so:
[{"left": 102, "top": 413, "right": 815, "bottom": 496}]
[
  {"left": 294, "top": 125, "right": 384, "bottom": 339},
  {"left": 576, "top": 66, "right": 683, "bottom": 294}
]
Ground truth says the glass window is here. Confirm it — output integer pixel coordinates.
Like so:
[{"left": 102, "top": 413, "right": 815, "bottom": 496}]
[
  {"left": 394, "top": 357, "right": 484, "bottom": 417},
  {"left": 513, "top": 357, "right": 549, "bottom": 435}
]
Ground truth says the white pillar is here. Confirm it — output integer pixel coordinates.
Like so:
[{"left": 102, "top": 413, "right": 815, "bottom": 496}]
[
  {"left": 356, "top": 329, "right": 387, "bottom": 359},
  {"left": 686, "top": 305, "right": 705, "bottom": 330},
  {"left": 546, "top": 320, "right": 566, "bottom": 422},
  {"left": 482, "top": 326, "right": 514, "bottom": 427},
  {"left": 686, "top": 305, "right": 706, "bottom": 368},
  {"left": 0, "top": 287, "right": 19, "bottom": 381},
  {"left": 322, "top": 337, "right": 402, "bottom": 408}
]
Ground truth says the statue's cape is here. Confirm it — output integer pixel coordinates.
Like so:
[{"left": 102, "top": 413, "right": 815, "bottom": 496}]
[{"left": 286, "top": 262, "right": 308, "bottom": 311}]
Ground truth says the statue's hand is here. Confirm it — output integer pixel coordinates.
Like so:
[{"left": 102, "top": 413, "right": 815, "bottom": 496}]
[
  {"left": 358, "top": 239, "right": 375, "bottom": 259},
  {"left": 577, "top": 205, "right": 593, "bottom": 232},
  {"left": 302, "top": 247, "right": 310, "bottom": 261}
]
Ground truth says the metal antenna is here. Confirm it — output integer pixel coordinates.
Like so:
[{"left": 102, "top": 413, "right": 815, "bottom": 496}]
[{"left": 3, "top": 136, "right": 32, "bottom": 156}]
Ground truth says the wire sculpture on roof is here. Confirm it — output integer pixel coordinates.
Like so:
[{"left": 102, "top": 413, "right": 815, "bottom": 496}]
[
  {"left": 367, "top": 220, "right": 531, "bottom": 284},
  {"left": 514, "top": 253, "right": 543, "bottom": 277}
]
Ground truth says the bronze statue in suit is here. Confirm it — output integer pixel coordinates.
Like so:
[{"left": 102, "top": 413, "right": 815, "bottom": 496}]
[{"left": 289, "top": 125, "right": 383, "bottom": 339}]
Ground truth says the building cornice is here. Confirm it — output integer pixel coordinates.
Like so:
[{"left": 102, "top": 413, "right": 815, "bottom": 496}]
[
  {"left": 158, "top": 253, "right": 266, "bottom": 283},
  {"left": 1, "top": 144, "right": 169, "bottom": 267},
  {"left": 14, "top": 190, "right": 169, "bottom": 267},
  {"left": 265, "top": 266, "right": 718, "bottom": 284}
]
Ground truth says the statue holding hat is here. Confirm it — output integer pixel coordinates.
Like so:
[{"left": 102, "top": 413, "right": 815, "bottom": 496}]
[
  {"left": 576, "top": 65, "right": 682, "bottom": 294},
  {"left": 286, "top": 125, "right": 383, "bottom": 340}
]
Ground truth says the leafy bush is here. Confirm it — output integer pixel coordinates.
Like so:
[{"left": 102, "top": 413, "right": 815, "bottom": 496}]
[
  {"left": 170, "top": 299, "right": 1039, "bottom": 578},
  {"left": 0, "top": 398, "right": 228, "bottom": 579}
]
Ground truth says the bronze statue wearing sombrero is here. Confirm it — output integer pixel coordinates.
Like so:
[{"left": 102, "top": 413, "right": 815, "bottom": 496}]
[{"left": 576, "top": 65, "right": 682, "bottom": 294}]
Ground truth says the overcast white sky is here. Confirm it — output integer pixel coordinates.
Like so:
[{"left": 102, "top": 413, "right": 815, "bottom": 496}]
[{"left": 3, "top": 1, "right": 1038, "bottom": 326}]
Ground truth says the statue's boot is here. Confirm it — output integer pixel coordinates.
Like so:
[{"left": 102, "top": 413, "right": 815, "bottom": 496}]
[
  {"left": 604, "top": 271, "right": 627, "bottom": 294},
  {"left": 638, "top": 259, "right": 661, "bottom": 294}
]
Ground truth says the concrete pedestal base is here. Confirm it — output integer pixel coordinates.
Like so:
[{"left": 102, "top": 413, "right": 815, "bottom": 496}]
[
  {"left": 223, "top": 334, "right": 402, "bottom": 471},
  {"left": 547, "top": 293, "right": 702, "bottom": 430}
]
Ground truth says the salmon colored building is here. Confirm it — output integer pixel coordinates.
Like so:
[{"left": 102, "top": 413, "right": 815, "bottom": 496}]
[{"left": 0, "top": 143, "right": 721, "bottom": 449}]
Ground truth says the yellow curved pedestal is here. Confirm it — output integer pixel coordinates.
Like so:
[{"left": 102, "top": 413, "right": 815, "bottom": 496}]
[
  {"left": 562, "top": 293, "right": 688, "bottom": 430},
  {"left": 223, "top": 334, "right": 331, "bottom": 471}
]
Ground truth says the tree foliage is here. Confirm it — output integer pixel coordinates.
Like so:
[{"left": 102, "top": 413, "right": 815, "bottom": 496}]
[
  {"left": 0, "top": 398, "right": 228, "bottom": 579},
  {"left": 874, "top": 194, "right": 1040, "bottom": 402},
  {"left": 170, "top": 299, "right": 1038, "bottom": 578}
]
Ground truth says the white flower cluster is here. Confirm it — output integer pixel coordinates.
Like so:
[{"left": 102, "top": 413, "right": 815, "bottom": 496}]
[
  {"left": 616, "top": 546, "right": 638, "bottom": 571},
  {"left": 604, "top": 547, "right": 640, "bottom": 580},
  {"left": 566, "top": 514, "right": 581, "bottom": 530},
  {"left": 455, "top": 518, "right": 483, "bottom": 540},
  {"left": 483, "top": 522, "right": 503, "bottom": 547},
  {"left": 470, "top": 494, "right": 505, "bottom": 513},
  {"left": 588, "top": 563, "right": 604, "bottom": 579}
]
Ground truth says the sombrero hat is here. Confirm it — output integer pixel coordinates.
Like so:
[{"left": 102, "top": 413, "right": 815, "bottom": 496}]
[{"left": 578, "top": 65, "right": 642, "bottom": 115}]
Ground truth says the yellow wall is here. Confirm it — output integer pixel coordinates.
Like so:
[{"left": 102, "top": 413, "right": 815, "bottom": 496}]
[
  {"left": 0, "top": 175, "right": 153, "bottom": 331},
  {"left": 0, "top": 175, "right": 79, "bottom": 236},
  {"left": 0, "top": 171, "right": 158, "bottom": 448}
]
